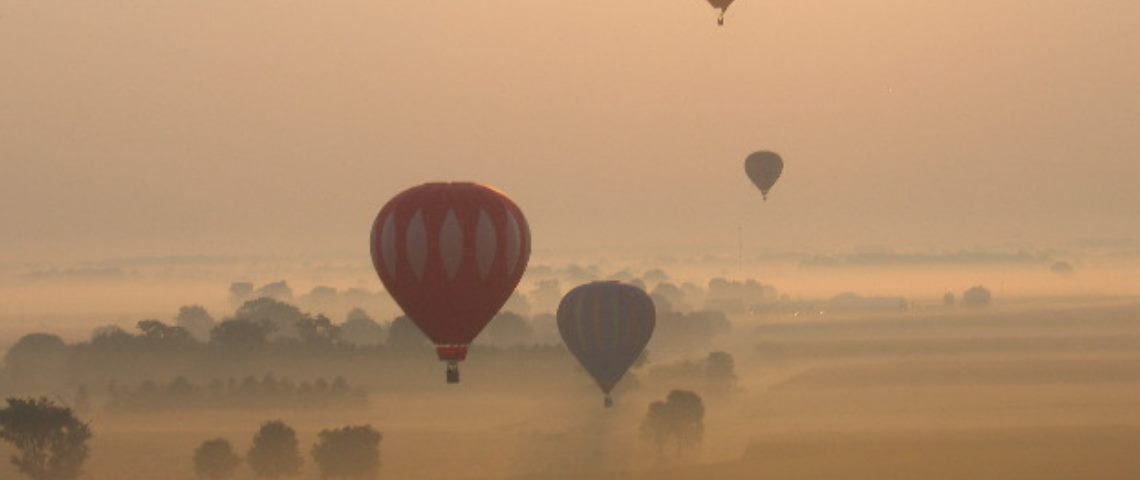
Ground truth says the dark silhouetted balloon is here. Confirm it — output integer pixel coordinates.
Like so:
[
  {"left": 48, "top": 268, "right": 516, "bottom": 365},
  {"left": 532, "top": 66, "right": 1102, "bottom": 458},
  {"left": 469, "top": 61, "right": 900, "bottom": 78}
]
[
  {"left": 557, "top": 282, "right": 655, "bottom": 407},
  {"left": 706, "top": 0, "right": 736, "bottom": 25},
  {"left": 744, "top": 151, "right": 784, "bottom": 201},
  {"left": 370, "top": 182, "right": 531, "bottom": 383}
]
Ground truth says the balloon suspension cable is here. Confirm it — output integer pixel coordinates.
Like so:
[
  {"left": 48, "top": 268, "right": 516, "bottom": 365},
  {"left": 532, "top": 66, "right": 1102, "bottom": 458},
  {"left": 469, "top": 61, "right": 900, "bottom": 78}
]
[
  {"left": 604, "top": 394, "right": 614, "bottom": 408},
  {"left": 446, "top": 361, "right": 460, "bottom": 384}
]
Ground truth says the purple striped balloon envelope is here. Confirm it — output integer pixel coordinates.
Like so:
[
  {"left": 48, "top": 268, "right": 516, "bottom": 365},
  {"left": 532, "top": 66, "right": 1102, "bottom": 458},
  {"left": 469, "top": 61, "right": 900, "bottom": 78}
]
[{"left": 557, "top": 281, "right": 656, "bottom": 407}]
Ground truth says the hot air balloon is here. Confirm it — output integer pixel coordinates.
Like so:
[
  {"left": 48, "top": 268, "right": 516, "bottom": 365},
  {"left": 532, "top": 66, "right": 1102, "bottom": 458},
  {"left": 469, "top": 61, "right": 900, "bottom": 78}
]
[
  {"left": 744, "top": 150, "right": 784, "bottom": 201},
  {"left": 370, "top": 182, "right": 531, "bottom": 383},
  {"left": 706, "top": 0, "right": 735, "bottom": 25},
  {"left": 557, "top": 282, "right": 655, "bottom": 407}
]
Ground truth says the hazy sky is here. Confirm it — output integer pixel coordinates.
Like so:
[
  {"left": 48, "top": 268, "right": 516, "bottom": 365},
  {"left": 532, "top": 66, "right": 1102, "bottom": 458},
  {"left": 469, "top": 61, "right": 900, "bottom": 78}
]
[{"left": 3, "top": 0, "right": 1138, "bottom": 264}]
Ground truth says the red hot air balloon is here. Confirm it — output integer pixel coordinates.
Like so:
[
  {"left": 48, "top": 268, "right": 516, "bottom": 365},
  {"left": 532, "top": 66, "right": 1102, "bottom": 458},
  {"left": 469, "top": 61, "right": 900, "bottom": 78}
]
[
  {"left": 370, "top": 182, "right": 531, "bottom": 383},
  {"left": 558, "top": 282, "right": 655, "bottom": 407}
]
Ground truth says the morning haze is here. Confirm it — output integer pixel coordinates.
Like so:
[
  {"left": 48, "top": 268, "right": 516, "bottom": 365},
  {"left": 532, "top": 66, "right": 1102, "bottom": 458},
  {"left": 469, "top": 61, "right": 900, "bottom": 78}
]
[{"left": 1, "top": 0, "right": 1139, "bottom": 479}]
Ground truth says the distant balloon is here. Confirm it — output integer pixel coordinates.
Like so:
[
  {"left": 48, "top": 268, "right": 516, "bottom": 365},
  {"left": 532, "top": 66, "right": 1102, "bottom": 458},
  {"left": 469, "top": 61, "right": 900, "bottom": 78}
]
[
  {"left": 370, "top": 182, "right": 531, "bottom": 384},
  {"left": 744, "top": 151, "right": 784, "bottom": 201},
  {"left": 706, "top": 0, "right": 736, "bottom": 26},
  {"left": 557, "top": 282, "right": 655, "bottom": 407}
]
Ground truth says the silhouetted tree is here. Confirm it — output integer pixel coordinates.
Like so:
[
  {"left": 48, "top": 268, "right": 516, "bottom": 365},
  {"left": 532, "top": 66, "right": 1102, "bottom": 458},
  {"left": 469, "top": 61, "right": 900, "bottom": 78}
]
[
  {"left": 529, "top": 313, "right": 560, "bottom": 344},
  {"left": 210, "top": 318, "right": 275, "bottom": 352},
  {"left": 295, "top": 315, "right": 342, "bottom": 349},
  {"left": 248, "top": 420, "right": 303, "bottom": 478},
  {"left": 705, "top": 351, "right": 736, "bottom": 393},
  {"left": 194, "top": 438, "right": 242, "bottom": 479},
  {"left": 137, "top": 319, "right": 196, "bottom": 350},
  {"left": 643, "top": 268, "right": 669, "bottom": 284},
  {"left": 234, "top": 298, "right": 306, "bottom": 339},
  {"left": 1051, "top": 261, "right": 1075, "bottom": 275},
  {"left": 301, "top": 286, "right": 338, "bottom": 304},
  {"left": 502, "top": 291, "right": 533, "bottom": 316},
  {"left": 177, "top": 305, "right": 216, "bottom": 341},
  {"left": 479, "top": 312, "right": 534, "bottom": 347},
  {"left": 3, "top": 334, "right": 69, "bottom": 391},
  {"left": 655, "top": 310, "right": 731, "bottom": 351},
  {"left": 651, "top": 294, "right": 675, "bottom": 314},
  {"left": 962, "top": 285, "right": 992, "bottom": 307},
  {"left": 386, "top": 316, "right": 429, "bottom": 349},
  {"left": 255, "top": 281, "right": 294, "bottom": 301},
  {"left": 229, "top": 282, "right": 255, "bottom": 307},
  {"left": 311, "top": 425, "right": 382, "bottom": 479},
  {"left": 341, "top": 309, "right": 385, "bottom": 346},
  {"left": 0, "top": 397, "right": 91, "bottom": 480},
  {"left": 89, "top": 325, "right": 136, "bottom": 352},
  {"left": 641, "top": 390, "right": 704, "bottom": 458},
  {"left": 651, "top": 282, "right": 688, "bottom": 312}
]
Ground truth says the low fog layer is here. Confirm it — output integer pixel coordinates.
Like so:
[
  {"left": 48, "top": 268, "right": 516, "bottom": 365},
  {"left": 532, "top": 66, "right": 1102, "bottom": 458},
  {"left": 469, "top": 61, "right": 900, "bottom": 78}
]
[{"left": 2, "top": 257, "right": 1140, "bottom": 479}]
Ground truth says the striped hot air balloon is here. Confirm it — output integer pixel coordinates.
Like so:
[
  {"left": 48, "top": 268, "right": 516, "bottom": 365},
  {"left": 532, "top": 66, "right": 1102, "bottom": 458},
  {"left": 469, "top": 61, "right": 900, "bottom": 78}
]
[
  {"left": 557, "top": 282, "right": 656, "bottom": 407},
  {"left": 370, "top": 182, "right": 531, "bottom": 383}
]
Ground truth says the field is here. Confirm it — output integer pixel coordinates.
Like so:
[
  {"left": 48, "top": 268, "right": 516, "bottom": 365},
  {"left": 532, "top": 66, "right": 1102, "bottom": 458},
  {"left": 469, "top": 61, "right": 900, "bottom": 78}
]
[{"left": 3, "top": 298, "right": 1138, "bottom": 479}]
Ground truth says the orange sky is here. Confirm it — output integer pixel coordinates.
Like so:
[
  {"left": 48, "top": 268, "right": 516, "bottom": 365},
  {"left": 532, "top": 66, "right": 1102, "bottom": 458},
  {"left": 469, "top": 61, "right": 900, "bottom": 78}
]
[{"left": 2, "top": 0, "right": 1138, "bottom": 264}]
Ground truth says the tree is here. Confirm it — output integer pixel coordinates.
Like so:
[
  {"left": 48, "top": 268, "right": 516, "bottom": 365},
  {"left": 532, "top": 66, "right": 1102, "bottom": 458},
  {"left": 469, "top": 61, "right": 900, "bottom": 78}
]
[
  {"left": 136, "top": 319, "right": 196, "bottom": 350},
  {"left": 705, "top": 351, "right": 736, "bottom": 393},
  {"left": 341, "top": 309, "right": 385, "bottom": 346},
  {"left": 194, "top": 438, "right": 242, "bottom": 479},
  {"left": 386, "top": 316, "right": 429, "bottom": 349},
  {"left": 478, "top": 312, "right": 534, "bottom": 347},
  {"left": 295, "top": 315, "right": 342, "bottom": 349},
  {"left": 209, "top": 318, "right": 275, "bottom": 352},
  {"left": 229, "top": 282, "right": 255, "bottom": 307},
  {"left": 177, "top": 305, "right": 216, "bottom": 341},
  {"left": 1051, "top": 261, "right": 1075, "bottom": 275},
  {"left": 651, "top": 282, "right": 688, "bottom": 312},
  {"left": 311, "top": 425, "right": 382, "bottom": 479},
  {"left": 3, "top": 334, "right": 69, "bottom": 391},
  {"left": 248, "top": 420, "right": 303, "bottom": 478},
  {"left": 255, "top": 281, "right": 295, "bottom": 301},
  {"left": 943, "top": 292, "right": 956, "bottom": 306},
  {"left": 234, "top": 298, "right": 306, "bottom": 339},
  {"left": 0, "top": 397, "right": 92, "bottom": 480},
  {"left": 641, "top": 390, "right": 705, "bottom": 458},
  {"left": 962, "top": 285, "right": 992, "bottom": 307}
]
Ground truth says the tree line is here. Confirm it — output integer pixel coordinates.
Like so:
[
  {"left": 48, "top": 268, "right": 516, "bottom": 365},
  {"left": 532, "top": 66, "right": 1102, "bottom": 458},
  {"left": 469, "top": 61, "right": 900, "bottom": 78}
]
[
  {"left": 0, "top": 396, "right": 384, "bottom": 479},
  {"left": 102, "top": 374, "right": 366, "bottom": 413}
]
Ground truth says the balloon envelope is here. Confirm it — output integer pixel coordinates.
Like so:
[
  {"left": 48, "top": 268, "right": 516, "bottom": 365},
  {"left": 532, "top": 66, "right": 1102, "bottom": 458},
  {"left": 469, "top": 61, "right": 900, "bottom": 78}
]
[
  {"left": 744, "top": 151, "right": 784, "bottom": 200},
  {"left": 370, "top": 182, "right": 531, "bottom": 378},
  {"left": 557, "top": 282, "right": 655, "bottom": 404}
]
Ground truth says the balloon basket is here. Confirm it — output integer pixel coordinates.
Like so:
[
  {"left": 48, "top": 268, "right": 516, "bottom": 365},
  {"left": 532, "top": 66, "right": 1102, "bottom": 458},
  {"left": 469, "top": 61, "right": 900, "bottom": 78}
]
[
  {"left": 446, "top": 361, "right": 460, "bottom": 384},
  {"left": 604, "top": 395, "right": 613, "bottom": 408}
]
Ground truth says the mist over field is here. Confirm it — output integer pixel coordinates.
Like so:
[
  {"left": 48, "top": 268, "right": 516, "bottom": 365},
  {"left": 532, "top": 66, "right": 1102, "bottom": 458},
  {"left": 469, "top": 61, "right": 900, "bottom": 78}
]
[
  {"left": 3, "top": 252, "right": 1140, "bottom": 479},
  {"left": 3, "top": 0, "right": 1140, "bottom": 478}
]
